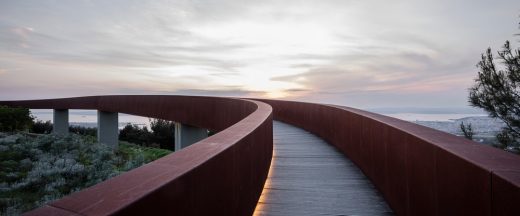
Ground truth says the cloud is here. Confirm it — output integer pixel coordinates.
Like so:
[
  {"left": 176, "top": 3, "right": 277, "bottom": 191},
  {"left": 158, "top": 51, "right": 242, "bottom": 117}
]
[
  {"left": 171, "top": 88, "right": 262, "bottom": 97},
  {"left": 269, "top": 45, "right": 480, "bottom": 108},
  {"left": 0, "top": 0, "right": 518, "bottom": 109},
  {"left": 0, "top": 23, "right": 250, "bottom": 72}
]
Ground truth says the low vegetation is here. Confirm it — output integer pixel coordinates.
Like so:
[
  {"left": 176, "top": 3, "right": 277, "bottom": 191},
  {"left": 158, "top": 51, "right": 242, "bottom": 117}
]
[
  {"left": 119, "top": 119, "right": 176, "bottom": 150},
  {"left": 0, "top": 106, "right": 175, "bottom": 215},
  {"left": 0, "top": 132, "right": 171, "bottom": 215},
  {"left": 0, "top": 106, "right": 33, "bottom": 132}
]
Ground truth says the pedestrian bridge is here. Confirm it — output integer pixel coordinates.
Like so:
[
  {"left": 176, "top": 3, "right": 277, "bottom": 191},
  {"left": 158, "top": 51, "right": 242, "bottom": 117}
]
[
  {"left": 255, "top": 121, "right": 392, "bottom": 215},
  {"left": 1, "top": 96, "right": 518, "bottom": 216}
]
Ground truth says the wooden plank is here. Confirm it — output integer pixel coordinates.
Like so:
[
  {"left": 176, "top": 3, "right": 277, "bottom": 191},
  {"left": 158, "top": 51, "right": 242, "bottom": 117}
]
[{"left": 255, "top": 121, "right": 393, "bottom": 215}]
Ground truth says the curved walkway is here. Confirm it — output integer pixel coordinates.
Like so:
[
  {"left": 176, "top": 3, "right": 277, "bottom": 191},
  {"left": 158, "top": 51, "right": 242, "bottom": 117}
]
[{"left": 255, "top": 121, "right": 393, "bottom": 215}]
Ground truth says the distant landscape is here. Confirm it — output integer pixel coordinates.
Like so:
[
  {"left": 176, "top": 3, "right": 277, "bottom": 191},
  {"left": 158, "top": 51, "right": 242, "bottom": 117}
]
[
  {"left": 31, "top": 110, "right": 150, "bottom": 129},
  {"left": 0, "top": 107, "right": 174, "bottom": 215},
  {"left": 413, "top": 116, "right": 503, "bottom": 145},
  {"left": 32, "top": 109, "right": 502, "bottom": 146},
  {"left": 382, "top": 113, "right": 501, "bottom": 148}
]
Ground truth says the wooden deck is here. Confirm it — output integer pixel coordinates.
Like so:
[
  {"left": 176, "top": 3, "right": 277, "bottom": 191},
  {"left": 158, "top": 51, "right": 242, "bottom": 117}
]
[{"left": 254, "top": 121, "right": 393, "bottom": 215}]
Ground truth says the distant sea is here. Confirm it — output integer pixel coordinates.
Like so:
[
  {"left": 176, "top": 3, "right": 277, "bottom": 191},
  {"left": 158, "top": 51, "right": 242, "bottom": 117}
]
[
  {"left": 369, "top": 107, "right": 487, "bottom": 122},
  {"left": 31, "top": 110, "right": 150, "bottom": 129},
  {"left": 384, "top": 113, "right": 487, "bottom": 122},
  {"left": 30, "top": 108, "right": 499, "bottom": 145},
  {"left": 31, "top": 109, "right": 487, "bottom": 126}
]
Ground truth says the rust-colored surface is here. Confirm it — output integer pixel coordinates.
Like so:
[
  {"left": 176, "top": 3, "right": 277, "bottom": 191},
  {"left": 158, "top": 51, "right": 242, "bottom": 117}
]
[
  {"left": 492, "top": 171, "right": 520, "bottom": 215},
  {"left": 4, "top": 96, "right": 519, "bottom": 215},
  {"left": 257, "top": 99, "right": 520, "bottom": 216},
  {"left": 1, "top": 96, "right": 273, "bottom": 216}
]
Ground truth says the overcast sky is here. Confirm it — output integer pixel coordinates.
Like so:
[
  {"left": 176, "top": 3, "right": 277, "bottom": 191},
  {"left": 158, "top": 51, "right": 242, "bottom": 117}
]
[{"left": 0, "top": 0, "right": 518, "bottom": 110}]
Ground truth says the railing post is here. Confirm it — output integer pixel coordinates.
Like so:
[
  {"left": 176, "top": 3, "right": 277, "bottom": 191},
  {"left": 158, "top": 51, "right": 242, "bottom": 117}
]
[
  {"left": 97, "top": 111, "right": 118, "bottom": 148},
  {"left": 53, "top": 109, "right": 69, "bottom": 134},
  {"left": 174, "top": 122, "right": 208, "bottom": 151}
]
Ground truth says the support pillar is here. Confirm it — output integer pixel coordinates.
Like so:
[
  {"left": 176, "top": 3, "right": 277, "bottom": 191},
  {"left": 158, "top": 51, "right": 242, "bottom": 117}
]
[
  {"left": 174, "top": 122, "right": 208, "bottom": 151},
  {"left": 97, "top": 111, "right": 118, "bottom": 148},
  {"left": 53, "top": 109, "right": 69, "bottom": 135}
]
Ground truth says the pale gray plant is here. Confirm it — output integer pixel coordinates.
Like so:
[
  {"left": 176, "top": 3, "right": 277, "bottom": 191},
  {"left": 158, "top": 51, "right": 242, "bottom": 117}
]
[{"left": 0, "top": 133, "right": 148, "bottom": 215}]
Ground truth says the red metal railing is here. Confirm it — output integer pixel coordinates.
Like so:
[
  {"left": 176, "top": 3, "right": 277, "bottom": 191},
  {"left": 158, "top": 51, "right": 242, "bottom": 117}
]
[
  {"left": 2, "top": 96, "right": 518, "bottom": 215},
  {"left": 1, "top": 96, "right": 273, "bottom": 216},
  {"left": 258, "top": 99, "right": 520, "bottom": 216}
]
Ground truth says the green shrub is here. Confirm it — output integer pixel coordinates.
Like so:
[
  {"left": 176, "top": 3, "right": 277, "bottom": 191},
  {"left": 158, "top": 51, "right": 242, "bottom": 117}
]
[
  {"left": 69, "top": 125, "right": 97, "bottom": 137},
  {"left": 0, "top": 132, "right": 171, "bottom": 215},
  {"left": 118, "top": 141, "right": 172, "bottom": 163},
  {"left": 0, "top": 106, "right": 34, "bottom": 132},
  {"left": 119, "top": 124, "right": 153, "bottom": 146},
  {"left": 120, "top": 119, "right": 176, "bottom": 150},
  {"left": 30, "top": 120, "right": 53, "bottom": 134},
  {"left": 150, "top": 119, "right": 175, "bottom": 150}
]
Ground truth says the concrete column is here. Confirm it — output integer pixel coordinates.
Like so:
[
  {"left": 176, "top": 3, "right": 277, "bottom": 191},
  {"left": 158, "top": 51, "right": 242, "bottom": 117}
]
[
  {"left": 174, "top": 122, "right": 208, "bottom": 151},
  {"left": 97, "top": 111, "right": 118, "bottom": 148},
  {"left": 174, "top": 122, "right": 182, "bottom": 151},
  {"left": 53, "top": 109, "right": 69, "bottom": 135}
]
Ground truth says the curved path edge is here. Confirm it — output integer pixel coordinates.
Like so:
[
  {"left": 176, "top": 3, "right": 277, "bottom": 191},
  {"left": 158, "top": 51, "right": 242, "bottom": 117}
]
[
  {"left": 256, "top": 99, "right": 520, "bottom": 216},
  {"left": 1, "top": 96, "right": 273, "bottom": 216},
  {"left": 2, "top": 96, "right": 519, "bottom": 215}
]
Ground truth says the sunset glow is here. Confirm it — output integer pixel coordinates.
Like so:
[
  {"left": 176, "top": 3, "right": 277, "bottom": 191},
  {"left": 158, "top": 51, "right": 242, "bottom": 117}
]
[{"left": 0, "top": 0, "right": 518, "bottom": 108}]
